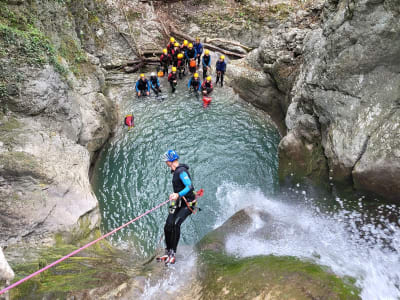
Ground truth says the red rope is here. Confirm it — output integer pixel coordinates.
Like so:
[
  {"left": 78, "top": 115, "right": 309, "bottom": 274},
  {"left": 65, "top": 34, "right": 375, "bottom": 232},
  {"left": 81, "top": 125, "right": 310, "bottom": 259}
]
[{"left": 0, "top": 198, "right": 171, "bottom": 295}]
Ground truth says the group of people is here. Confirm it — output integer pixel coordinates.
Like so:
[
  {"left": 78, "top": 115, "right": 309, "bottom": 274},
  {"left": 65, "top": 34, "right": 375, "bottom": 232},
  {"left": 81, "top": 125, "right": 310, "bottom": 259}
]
[{"left": 135, "top": 37, "right": 227, "bottom": 98}]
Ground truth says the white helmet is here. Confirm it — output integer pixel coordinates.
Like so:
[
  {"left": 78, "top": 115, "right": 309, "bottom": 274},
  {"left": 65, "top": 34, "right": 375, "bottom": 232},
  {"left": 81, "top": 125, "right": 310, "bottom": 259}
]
[{"left": 151, "top": 72, "right": 156, "bottom": 77}]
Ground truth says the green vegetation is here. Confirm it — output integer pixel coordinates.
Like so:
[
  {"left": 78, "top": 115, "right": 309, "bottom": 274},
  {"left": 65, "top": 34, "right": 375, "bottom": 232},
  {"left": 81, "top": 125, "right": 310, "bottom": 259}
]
[
  {"left": 9, "top": 230, "right": 129, "bottom": 299},
  {"left": 199, "top": 251, "right": 360, "bottom": 299}
]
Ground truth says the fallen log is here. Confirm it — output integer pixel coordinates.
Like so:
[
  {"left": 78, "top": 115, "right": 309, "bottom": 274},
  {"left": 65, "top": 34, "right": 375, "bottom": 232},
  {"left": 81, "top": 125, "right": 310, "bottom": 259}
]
[
  {"left": 169, "top": 26, "right": 246, "bottom": 58},
  {"left": 204, "top": 37, "right": 253, "bottom": 52}
]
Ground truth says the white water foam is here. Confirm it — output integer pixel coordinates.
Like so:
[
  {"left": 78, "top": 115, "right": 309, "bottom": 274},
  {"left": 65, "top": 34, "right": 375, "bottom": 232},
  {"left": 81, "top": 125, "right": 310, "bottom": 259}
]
[
  {"left": 139, "top": 245, "right": 198, "bottom": 300},
  {"left": 216, "top": 182, "right": 400, "bottom": 300}
]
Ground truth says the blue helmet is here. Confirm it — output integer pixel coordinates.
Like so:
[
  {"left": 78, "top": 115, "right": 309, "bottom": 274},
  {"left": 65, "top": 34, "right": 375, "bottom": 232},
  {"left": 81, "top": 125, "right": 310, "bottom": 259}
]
[{"left": 163, "top": 150, "right": 179, "bottom": 162}]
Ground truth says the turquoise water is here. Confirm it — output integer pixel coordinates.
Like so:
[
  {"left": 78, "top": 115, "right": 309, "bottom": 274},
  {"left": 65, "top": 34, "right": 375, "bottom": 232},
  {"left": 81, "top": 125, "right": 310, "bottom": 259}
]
[{"left": 92, "top": 80, "right": 280, "bottom": 257}]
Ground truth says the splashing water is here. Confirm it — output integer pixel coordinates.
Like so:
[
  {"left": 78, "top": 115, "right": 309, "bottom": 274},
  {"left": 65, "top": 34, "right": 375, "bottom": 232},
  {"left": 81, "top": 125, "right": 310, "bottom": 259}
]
[{"left": 218, "top": 183, "right": 400, "bottom": 300}]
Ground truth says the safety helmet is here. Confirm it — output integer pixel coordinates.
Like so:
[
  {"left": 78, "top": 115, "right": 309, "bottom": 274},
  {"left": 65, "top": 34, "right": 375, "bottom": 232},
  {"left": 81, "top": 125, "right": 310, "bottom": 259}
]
[
  {"left": 172, "top": 66, "right": 177, "bottom": 72},
  {"left": 194, "top": 73, "right": 199, "bottom": 78},
  {"left": 220, "top": 55, "right": 225, "bottom": 60},
  {"left": 177, "top": 53, "right": 183, "bottom": 59},
  {"left": 163, "top": 48, "right": 167, "bottom": 54},
  {"left": 183, "top": 40, "right": 188, "bottom": 46},
  {"left": 140, "top": 73, "right": 145, "bottom": 78},
  {"left": 205, "top": 49, "right": 210, "bottom": 55},
  {"left": 196, "top": 37, "right": 200, "bottom": 41},
  {"left": 188, "top": 43, "right": 193, "bottom": 48},
  {"left": 206, "top": 76, "right": 211, "bottom": 81},
  {"left": 174, "top": 42, "right": 179, "bottom": 47},
  {"left": 163, "top": 150, "right": 179, "bottom": 162},
  {"left": 170, "top": 37, "right": 175, "bottom": 43},
  {"left": 151, "top": 72, "right": 155, "bottom": 76}
]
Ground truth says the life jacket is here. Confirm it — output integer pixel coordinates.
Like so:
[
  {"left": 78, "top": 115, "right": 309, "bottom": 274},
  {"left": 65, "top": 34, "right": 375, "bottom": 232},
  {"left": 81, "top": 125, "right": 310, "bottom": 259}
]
[
  {"left": 168, "top": 72, "right": 177, "bottom": 81},
  {"left": 172, "top": 164, "right": 195, "bottom": 201},
  {"left": 203, "top": 55, "right": 211, "bottom": 66},
  {"left": 189, "top": 60, "right": 196, "bottom": 68},
  {"left": 158, "top": 70, "right": 164, "bottom": 77},
  {"left": 137, "top": 79, "right": 148, "bottom": 90},
  {"left": 150, "top": 76, "right": 159, "bottom": 86},
  {"left": 160, "top": 54, "right": 169, "bottom": 64},
  {"left": 186, "top": 48, "right": 196, "bottom": 59},
  {"left": 177, "top": 59, "right": 184, "bottom": 68},
  {"left": 124, "top": 114, "right": 134, "bottom": 127}
]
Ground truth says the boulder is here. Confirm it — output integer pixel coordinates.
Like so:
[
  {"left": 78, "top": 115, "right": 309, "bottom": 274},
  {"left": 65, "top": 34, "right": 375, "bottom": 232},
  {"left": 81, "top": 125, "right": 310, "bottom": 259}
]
[{"left": 196, "top": 207, "right": 360, "bottom": 299}]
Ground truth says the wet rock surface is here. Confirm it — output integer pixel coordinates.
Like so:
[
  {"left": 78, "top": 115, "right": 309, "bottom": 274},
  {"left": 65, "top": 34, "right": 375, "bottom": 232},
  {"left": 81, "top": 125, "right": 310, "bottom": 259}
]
[{"left": 196, "top": 207, "right": 360, "bottom": 299}]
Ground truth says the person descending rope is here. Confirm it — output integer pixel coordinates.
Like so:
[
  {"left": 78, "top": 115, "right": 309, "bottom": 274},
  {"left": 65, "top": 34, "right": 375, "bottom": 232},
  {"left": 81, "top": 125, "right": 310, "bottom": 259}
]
[
  {"left": 188, "top": 72, "right": 201, "bottom": 94},
  {"left": 172, "top": 42, "right": 180, "bottom": 67},
  {"left": 168, "top": 67, "right": 178, "bottom": 93},
  {"left": 194, "top": 37, "right": 203, "bottom": 66},
  {"left": 201, "top": 76, "right": 213, "bottom": 96},
  {"left": 150, "top": 72, "right": 161, "bottom": 96},
  {"left": 158, "top": 150, "right": 197, "bottom": 265},
  {"left": 202, "top": 49, "right": 211, "bottom": 80},
  {"left": 160, "top": 48, "right": 170, "bottom": 76},
  {"left": 177, "top": 53, "right": 186, "bottom": 79},
  {"left": 135, "top": 73, "right": 150, "bottom": 97},
  {"left": 167, "top": 37, "right": 175, "bottom": 56},
  {"left": 185, "top": 43, "right": 197, "bottom": 73},
  {"left": 216, "top": 55, "right": 227, "bottom": 87}
]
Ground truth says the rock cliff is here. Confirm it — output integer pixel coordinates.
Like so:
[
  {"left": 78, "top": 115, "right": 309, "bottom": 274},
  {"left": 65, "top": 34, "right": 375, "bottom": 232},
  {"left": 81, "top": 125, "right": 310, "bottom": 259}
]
[
  {"left": 0, "top": 0, "right": 161, "bottom": 281},
  {"left": 225, "top": 0, "right": 400, "bottom": 201}
]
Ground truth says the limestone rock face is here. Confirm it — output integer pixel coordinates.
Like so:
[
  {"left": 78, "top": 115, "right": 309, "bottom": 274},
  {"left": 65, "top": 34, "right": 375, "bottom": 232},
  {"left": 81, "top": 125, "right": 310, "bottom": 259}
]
[{"left": 281, "top": 0, "right": 400, "bottom": 201}]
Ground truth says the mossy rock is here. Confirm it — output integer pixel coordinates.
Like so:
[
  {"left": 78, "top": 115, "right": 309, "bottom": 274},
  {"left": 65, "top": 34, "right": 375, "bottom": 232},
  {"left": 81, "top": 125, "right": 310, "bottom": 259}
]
[
  {"left": 196, "top": 207, "right": 360, "bottom": 299},
  {"left": 198, "top": 251, "right": 360, "bottom": 299},
  {"left": 9, "top": 233, "right": 130, "bottom": 299}
]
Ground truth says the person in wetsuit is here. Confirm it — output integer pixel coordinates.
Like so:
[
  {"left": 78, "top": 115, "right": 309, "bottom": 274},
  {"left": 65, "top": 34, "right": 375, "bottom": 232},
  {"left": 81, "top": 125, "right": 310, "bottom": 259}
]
[
  {"left": 168, "top": 67, "right": 178, "bottom": 93},
  {"left": 135, "top": 73, "right": 150, "bottom": 97},
  {"left": 216, "top": 55, "right": 227, "bottom": 87},
  {"left": 149, "top": 72, "right": 161, "bottom": 95},
  {"left": 202, "top": 49, "right": 211, "bottom": 80},
  {"left": 160, "top": 48, "right": 170, "bottom": 76},
  {"left": 158, "top": 150, "right": 197, "bottom": 265},
  {"left": 188, "top": 72, "right": 201, "bottom": 94},
  {"left": 201, "top": 76, "right": 213, "bottom": 96}
]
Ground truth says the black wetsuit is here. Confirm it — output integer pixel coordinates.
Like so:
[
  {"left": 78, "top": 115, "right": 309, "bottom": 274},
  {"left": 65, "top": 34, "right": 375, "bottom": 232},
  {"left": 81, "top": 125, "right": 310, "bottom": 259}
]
[{"left": 164, "top": 164, "right": 195, "bottom": 252}]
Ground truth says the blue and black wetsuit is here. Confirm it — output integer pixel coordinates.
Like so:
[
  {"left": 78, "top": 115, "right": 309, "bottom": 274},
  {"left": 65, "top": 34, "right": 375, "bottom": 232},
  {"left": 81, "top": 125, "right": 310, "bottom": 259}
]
[
  {"left": 150, "top": 76, "right": 161, "bottom": 95},
  {"left": 202, "top": 55, "right": 211, "bottom": 79},
  {"left": 194, "top": 42, "right": 203, "bottom": 65},
  {"left": 164, "top": 164, "right": 195, "bottom": 253},
  {"left": 188, "top": 77, "right": 202, "bottom": 92},
  {"left": 216, "top": 60, "right": 227, "bottom": 87},
  {"left": 135, "top": 78, "right": 150, "bottom": 95}
]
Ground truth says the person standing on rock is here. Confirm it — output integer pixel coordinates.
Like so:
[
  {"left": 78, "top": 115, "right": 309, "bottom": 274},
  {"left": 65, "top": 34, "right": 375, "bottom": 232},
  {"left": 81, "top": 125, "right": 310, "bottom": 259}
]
[
  {"left": 202, "top": 49, "right": 211, "bottom": 80},
  {"left": 194, "top": 37, "right": 203, "bottom": 66},
  {"left": 157, "top": 150, "right": 197, "bottom": 265},
  {"left": 160, "top": 48, "right": 170, "bottom": 76},
  {"left": 216, "top": 55, "right": 226, "bottom": 87},
  {"left": 168, "top": 67, "right": 178, "bottom": 93},
  {"left": 135, "top": 73, "right": 150, "bottom": 97}
]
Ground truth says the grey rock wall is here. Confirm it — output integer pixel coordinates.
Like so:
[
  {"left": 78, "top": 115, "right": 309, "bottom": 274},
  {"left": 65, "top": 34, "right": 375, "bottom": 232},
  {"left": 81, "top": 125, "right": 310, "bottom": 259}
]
[{"left": 281, "top": 0, "right": 400, "bottom": 201}]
